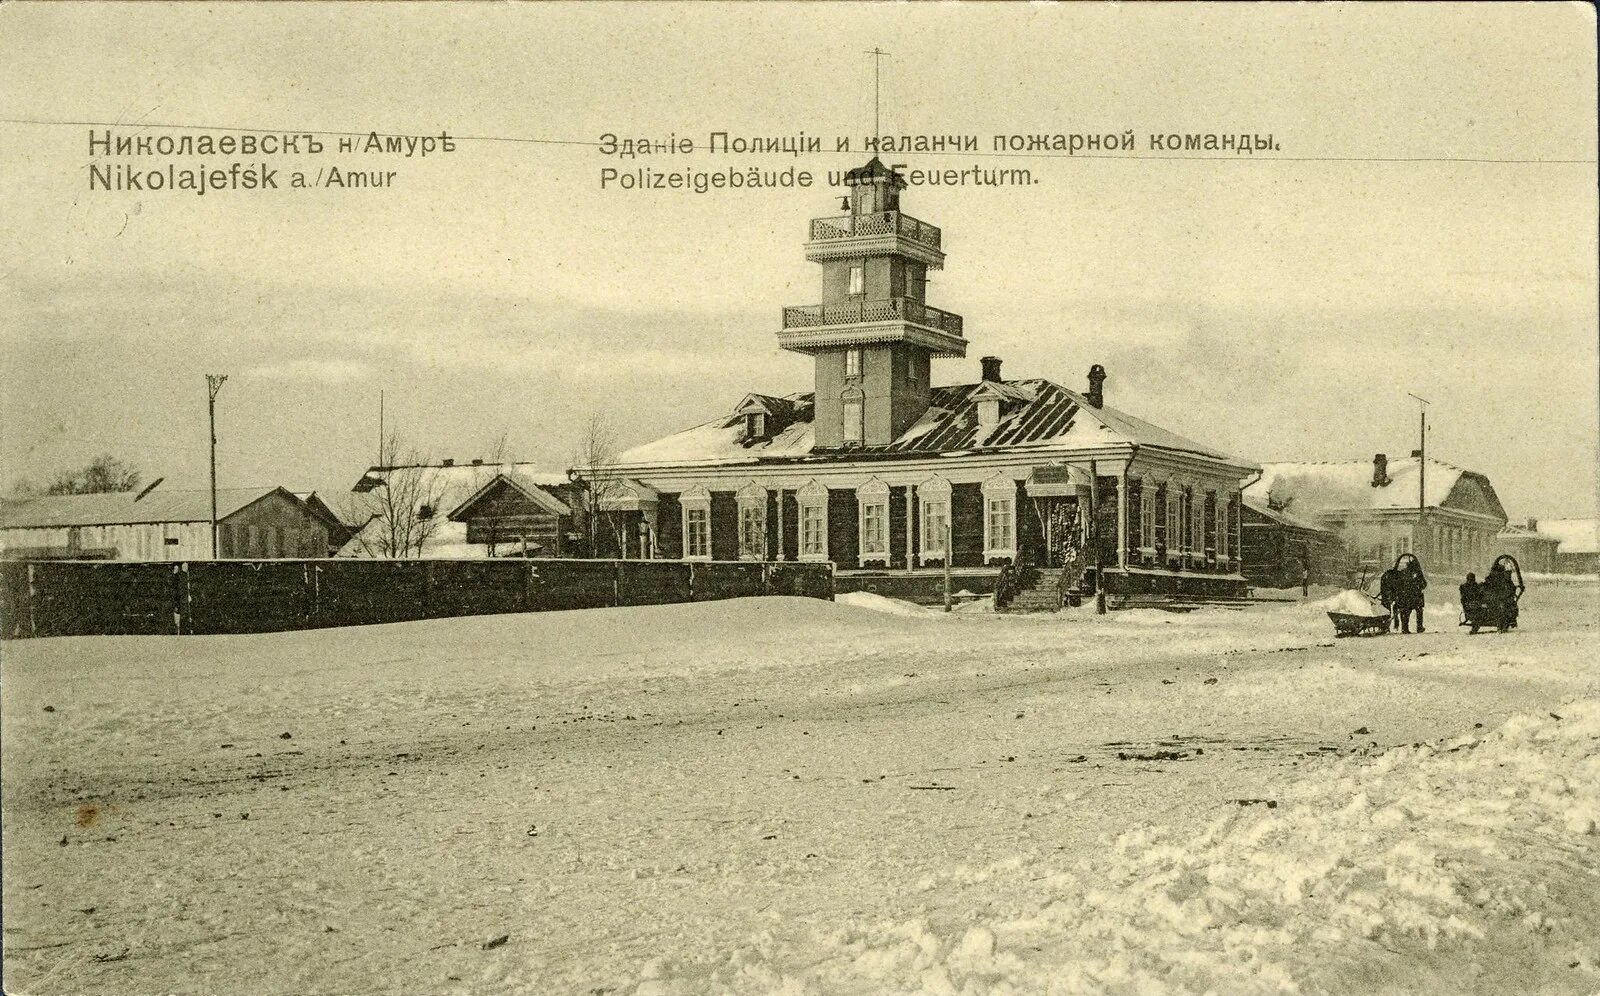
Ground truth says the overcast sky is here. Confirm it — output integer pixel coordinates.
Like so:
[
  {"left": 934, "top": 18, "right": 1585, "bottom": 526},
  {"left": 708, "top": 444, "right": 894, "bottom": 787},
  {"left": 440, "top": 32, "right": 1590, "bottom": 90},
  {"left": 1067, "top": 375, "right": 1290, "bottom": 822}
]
[{"left": 1, "top": 2, "right": 1596, "bottom": 517}]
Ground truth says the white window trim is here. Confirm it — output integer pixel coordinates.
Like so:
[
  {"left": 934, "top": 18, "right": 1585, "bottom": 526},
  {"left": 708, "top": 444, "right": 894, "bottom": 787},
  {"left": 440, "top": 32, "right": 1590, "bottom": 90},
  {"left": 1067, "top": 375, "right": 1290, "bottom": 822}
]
[
  {"left": 1163, "top": 483, "right": 1180, "bottom": 560},
  {"left": 856, "top": 478, "right": 890, "bottom": 566},
  {"left": 735, "top": 482, "right": 767, "bottom": 561},
  {"left": 680, "top": 486, "right": 712, "bottom": 561},
  {"left": 1215, "top": 493, "right": 1230, "bottom": 560},
  {"left": 1138, "top": 483, "right": 1157, "bottom": 555},
  {"left": 1189, "top": 488, "right": 1205, "bottom": 558},
  {"left": 980, "top": 474, "right": 1017, "bottom": 562},
  {"left": 797, "top": 480, "right": 829, "bottom": 562},
  {"left": 918, "top": 476, "right": 952, "bottom": 565}
]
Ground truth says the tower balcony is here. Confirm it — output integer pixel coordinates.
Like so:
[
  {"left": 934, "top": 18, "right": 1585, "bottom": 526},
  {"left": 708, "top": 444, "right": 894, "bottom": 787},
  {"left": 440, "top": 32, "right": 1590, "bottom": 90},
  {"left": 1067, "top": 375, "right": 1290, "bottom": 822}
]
[
  {"left": 804, "top": 212, "right": 945, "bottom": 270},
  {"left": 778, "top": 297, "right": 967, "bottom": 357}
]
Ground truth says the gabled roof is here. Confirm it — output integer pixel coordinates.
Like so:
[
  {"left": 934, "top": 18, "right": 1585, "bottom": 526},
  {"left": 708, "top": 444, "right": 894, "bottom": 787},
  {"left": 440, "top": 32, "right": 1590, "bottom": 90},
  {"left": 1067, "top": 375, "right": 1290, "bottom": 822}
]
[
  {"left": 1540, "top": 518, "right": 1599, "bottom": 555},
  {"left": 1245, "top": 457, "right": 1505, "bottom": 522},
  {"left": 1242, "top": 493, "right": 1338, "bottom": 534},
  {"left": 446, "top": 472, "right": 573, "bottom": 521},
  {"left": 615, "top": 378, "right": 1246, "bottom": 470},
  {"left": 0, "top": 487, "right": 290, "bottom": 528}
]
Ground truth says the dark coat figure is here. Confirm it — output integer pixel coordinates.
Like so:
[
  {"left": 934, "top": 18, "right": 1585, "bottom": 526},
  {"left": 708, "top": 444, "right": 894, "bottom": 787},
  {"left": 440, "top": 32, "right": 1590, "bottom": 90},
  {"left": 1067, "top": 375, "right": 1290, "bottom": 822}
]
[
  {"left": 1378, "top": 567, "right": 1403, "bottom": 618},
  {"left": 1459, "top": 573, "right": 1483, "bottom": 633},
  {"left": 1395, "top": 561, "right": 1427, "bottom": 633},
  {"left": 1481, "top": 564, "right": 1518, "bottom": 631}
]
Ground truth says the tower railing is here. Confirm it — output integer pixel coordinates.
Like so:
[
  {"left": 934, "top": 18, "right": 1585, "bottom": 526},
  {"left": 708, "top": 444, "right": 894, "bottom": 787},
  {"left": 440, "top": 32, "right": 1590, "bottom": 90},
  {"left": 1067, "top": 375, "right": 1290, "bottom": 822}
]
[
  {"left": 781, "top": 297, "right": 963, "bottom": 337},
  {"left": 808, "top": 212, "right": 942, "bottom": 250}
]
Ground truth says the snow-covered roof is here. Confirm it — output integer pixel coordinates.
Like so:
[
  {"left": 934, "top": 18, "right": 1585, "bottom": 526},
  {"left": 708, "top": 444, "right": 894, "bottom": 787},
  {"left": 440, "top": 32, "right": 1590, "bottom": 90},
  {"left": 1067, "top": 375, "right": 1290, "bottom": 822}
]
[
  {"left": 337, "top": 461, "right": 575, "bottom": 558},
  {"left": 446, "top": 472, "right": 573, "bottom": 521},
  {"left": 1540, "top": 518, "right": 1599, "bottom": 555},
  {"left": 615, "top": 379, "right": 1248, "bottom": 470},
  {"left": 1496, "top": 522, "right": 1555, "bottom": 541},
  {"left": 0, "top": 486, "right": 288, "bottom": 528},
  {"left": 1241, "top": 493, "right": 1336, "bottom": 533},
  {"left": 1244, "top": 457, "right": 1501, "bottom": 521}
]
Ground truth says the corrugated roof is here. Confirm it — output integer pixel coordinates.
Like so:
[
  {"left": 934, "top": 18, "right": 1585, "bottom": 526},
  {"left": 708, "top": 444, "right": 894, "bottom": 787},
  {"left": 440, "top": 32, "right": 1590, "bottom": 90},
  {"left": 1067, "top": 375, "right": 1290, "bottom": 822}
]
[{"left": 615, "top": 378, "right": 1241, "bottom": 469}]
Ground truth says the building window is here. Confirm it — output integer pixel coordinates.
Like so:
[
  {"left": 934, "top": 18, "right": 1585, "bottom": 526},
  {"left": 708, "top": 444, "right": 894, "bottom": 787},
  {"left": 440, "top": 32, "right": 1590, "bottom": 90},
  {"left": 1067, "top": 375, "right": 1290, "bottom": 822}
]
[
  {"left": 981, "top": 474, "right": 1016, "bottom": 561},
  {"left": 1215, "top": 494, "right": 1229, "bottom": 559},
  {"left": 736, "top": 482, "right": 766, "bottom": 560},
  {"left": 919, "top": 476, "right": 952, "bottom": 564},
  {"left": 1140, "top": 485, "right": 1157, "bottom": 551},
  {"left": 745, "top": 413, "right": 766, "bottom": 440},
  {"left": 685, "top": 509, "right": 709, "bottom": 558},
  {"left": 797, "top": 481, "right": 828, "bottom": 561},
  {"left": 681, "top": 486, "right": 711, "bottom": 560},
  {"left": 848, "top": 265, "right": 864, "bottom": 296},
  {"left": 247, "top": 525, "right": 260, "bottom": 556},
  {"left": 842, "top": 395, "right": 864, "bottom": 446},
  {"left": 845, "top": 348, "right": 862, "bottom": 378},
  {"left": 1164, "top": 486, "right": 1184, "bottom": 560},
  {"left": 1189, "top": 489, "right": 1205, "bottom": 556},
  {"left": 857, "top": 478, "right": 889, "bottom": 564}
]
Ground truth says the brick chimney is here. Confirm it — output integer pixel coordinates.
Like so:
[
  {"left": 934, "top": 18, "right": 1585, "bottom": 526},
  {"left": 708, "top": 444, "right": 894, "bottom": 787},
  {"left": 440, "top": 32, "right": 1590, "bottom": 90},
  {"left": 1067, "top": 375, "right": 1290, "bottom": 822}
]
[
  {"left": 1527, "top": 517, "right": 1538, "bottom": 532},
  {"left": 1086, "top": 364, "right": 1106, "bottom": 409},
  {"left": 441, "top": 458, "right": 454, "bottom": 467},
  {"left": 980, "top": 356, "right": 1002, "bottom": 383},
  {"left": 1371, "top": 453, "right": 1389, "bottom": 487}
]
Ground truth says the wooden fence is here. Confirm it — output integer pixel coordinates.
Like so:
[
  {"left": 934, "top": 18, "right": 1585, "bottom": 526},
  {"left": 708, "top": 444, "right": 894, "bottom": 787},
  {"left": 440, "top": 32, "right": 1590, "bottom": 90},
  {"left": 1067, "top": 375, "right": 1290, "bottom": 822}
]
[{"left": 0, "top": 558, "right": 834, "bottom": 639}]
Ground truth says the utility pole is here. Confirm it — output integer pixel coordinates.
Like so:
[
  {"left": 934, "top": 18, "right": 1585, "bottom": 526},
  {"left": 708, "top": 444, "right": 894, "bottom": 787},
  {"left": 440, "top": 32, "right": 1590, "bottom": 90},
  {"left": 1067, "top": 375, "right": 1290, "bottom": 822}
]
[
  {"left": 378, "top": 389, "right": 385, "bottom": 466},
  {"left": 206, "top": 374, "right": 228, "bottom": 559},
  {"left": 1408, "top": 392, "right": 1430, "bottom": 559},
  {"left": 866, "top": 48, "right": 890, "bottom": 141}
]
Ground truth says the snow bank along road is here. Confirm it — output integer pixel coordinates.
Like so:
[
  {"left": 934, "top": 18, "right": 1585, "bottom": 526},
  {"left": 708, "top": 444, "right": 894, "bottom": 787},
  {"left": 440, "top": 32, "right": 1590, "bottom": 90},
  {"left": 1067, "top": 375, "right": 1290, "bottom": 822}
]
[{"left": 3, "top": 581, "right": 1597, "bottom": 995}]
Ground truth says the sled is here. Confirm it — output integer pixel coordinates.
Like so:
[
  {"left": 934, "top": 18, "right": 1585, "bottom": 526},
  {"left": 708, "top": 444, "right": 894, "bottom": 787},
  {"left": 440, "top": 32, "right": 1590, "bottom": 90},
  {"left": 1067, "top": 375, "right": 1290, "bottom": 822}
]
[
  {"left": 1328, "top": 610, "right": 1392, "bottom": 638},
  {"left": 1459, "top": 554, "right": 1524, "bottom": 634}
]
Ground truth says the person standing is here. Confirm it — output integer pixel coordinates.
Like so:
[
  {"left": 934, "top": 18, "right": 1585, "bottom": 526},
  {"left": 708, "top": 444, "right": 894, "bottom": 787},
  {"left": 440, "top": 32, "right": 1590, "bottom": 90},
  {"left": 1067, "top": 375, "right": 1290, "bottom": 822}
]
[
  {"left": 1396, "top": 558, "right": 1428, "bottom": 634},
  {"left": 1379, "top": 564, "right": 1403, "bottom": 629}
]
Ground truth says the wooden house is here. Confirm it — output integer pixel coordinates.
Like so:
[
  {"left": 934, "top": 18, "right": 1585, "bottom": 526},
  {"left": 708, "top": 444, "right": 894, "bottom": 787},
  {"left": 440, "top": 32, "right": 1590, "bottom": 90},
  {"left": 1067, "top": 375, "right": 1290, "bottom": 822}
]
[
  {"left": 0, "top": 486, "right": 336, "bottom": 561},
  {"left": 1243, "top": 454, "right": 1507, "bottom": 579}
]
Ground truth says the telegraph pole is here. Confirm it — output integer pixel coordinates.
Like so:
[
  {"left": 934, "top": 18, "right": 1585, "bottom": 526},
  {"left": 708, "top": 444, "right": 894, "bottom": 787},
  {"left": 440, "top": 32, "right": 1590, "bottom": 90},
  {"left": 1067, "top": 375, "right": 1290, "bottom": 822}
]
[
  {"left": 866, "top": 48, "right": 889, "bottom": 141},
  {"left": 1408, "top": 392, "right": 1429, "bottom": 556},
  {"left": 206, "top": 374, "right": 228, "bottom": 559}
]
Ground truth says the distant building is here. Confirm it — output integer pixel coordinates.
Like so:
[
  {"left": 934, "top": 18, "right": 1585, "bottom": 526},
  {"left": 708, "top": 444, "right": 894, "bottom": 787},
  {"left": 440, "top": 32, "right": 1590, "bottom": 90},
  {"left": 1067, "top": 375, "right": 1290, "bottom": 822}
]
[
  {"left": 0, "top": 486, "right": 336, "bottom": 560},
  {"left": 1240, "top": 495, "right": 1353, "bottom": 588},
  {"left": 336, "top": 460, "right": 586, "bottom": 558},
  {"left": 1539, "top": 518, "right": 1599, "bottom": 574},
  {"left": 586, "top": 158, "right": 1258, "bottom": 601},
  {"left": 1495, "top": 519, "right": 1561, "bottom": 573},
  {"left": 1244, "top": 454, "right": 1507, "bottom": 578}
]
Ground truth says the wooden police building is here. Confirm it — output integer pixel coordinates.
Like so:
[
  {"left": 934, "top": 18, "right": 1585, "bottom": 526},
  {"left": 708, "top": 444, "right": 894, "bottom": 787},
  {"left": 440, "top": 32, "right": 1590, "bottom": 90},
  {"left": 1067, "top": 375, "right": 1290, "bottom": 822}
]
[{"left": 592, "top": 159, "right": 1258, "bottom": 602}]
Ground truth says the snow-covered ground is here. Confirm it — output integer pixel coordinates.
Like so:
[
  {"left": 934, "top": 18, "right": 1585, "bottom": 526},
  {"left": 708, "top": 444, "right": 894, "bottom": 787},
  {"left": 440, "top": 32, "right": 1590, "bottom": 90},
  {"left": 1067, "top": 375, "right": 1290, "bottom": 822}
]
[{"left": 2, "top": 580, "right": 1596, "bottom": 995}]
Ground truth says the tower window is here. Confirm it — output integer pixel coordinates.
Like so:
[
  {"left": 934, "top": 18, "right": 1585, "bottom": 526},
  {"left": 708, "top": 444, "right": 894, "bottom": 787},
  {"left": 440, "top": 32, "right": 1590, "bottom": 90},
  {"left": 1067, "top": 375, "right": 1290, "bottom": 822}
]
[
  {"left": 845, "top": 348, "right": 862, "bottom": 378},
  {"left": 848, "top": 265, "right": 864, "bottom": 296},
  {"left": 842, "top": 396, "right": 863, "bottom": 446},
  {"left": 745, "top": 413, "right": 766, "bottom": 439}
]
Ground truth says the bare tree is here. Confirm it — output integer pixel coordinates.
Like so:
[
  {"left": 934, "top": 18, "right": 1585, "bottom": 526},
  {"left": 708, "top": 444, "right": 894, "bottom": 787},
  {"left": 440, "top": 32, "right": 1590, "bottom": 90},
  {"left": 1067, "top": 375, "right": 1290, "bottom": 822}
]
[
  {"left": 340, "top": 433, "right": 450, "bottom": 558},
  {"left": 39, "top": 454, "right": 142, "bottom": 495},
  {"left": 571, "top": 412, "right": 633, "bottom": 558}
]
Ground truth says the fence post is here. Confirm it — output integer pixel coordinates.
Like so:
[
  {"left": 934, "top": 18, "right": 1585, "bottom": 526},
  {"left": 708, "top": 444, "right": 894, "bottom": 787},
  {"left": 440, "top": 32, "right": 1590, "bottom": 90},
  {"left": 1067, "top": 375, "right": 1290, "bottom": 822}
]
[
  {"left": 687, "top": 561, "right": 696, "bottom": 601},
  {"left": 762, "top": 562, "right": 771, "bottom": 596},
  {"left": 523, "top": 560, "right": 533, "bottom": 611},
  {"left": 172, "top": 564, "right": 183, "bottom": 635},
  {"left": 26, "top": 562, "right": 38, "bottom": 639},
  {"left": 613, "top": 560, "right": 622, "bottom": 608}
]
